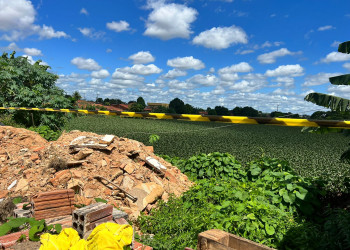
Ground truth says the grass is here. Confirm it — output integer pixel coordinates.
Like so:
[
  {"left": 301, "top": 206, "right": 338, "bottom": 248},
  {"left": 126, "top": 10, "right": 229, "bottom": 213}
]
[{"left": 64, "top": 115, "right": 350, "bottom": 193}]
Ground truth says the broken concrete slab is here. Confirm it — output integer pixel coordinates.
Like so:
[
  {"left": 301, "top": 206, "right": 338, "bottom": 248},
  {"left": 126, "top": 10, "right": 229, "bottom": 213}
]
[{"left": 129, "top": 182, "right": 164, "bottom": 211}]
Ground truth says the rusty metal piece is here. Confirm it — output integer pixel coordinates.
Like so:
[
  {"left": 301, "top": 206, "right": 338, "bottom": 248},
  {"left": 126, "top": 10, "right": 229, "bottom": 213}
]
[{"left": 94, "top": 176, "right": 137, "bottom": 202}]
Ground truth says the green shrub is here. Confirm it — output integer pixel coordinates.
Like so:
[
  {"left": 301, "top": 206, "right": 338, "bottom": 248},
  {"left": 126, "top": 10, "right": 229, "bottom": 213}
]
[{"left": 29, "top": 126, "right": 61, "bottom": 141}]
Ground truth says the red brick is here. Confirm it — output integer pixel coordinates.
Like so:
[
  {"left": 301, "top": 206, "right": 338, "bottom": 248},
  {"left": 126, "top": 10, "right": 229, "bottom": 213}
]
[
  {"left": 133, "top": 241, "right": 153, "bottom": 250},
  {"left": 0, "top": 230, "right": 29, "bottom": 249},
  {"left": 33, "top": 146, "right": 45, "bottom": 152}
]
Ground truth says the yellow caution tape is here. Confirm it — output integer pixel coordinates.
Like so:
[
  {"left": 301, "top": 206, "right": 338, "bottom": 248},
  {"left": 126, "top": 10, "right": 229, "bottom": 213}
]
[{"left": 1, "top": 106, "right": 350, "bottom": 129}]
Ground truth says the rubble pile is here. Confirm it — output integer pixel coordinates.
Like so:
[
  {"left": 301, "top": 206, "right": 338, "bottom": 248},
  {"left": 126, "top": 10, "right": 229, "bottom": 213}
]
[{"left": 0, "top": 127, "right": 193, "bottom": 219}]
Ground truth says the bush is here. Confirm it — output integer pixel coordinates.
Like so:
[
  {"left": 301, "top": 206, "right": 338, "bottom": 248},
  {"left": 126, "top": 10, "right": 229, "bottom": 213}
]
[
  {"left": 0, "top": 52, "right": 73, "bottom": 130},
  {"left": 29, "top": 126, "right": 61, "bottom": 141},
  {"left": 137, "top": 155, "right": 325, "bottom": 249}
]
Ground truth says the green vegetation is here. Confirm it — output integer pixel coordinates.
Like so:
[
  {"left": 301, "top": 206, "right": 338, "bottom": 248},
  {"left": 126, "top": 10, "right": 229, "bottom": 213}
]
[
  {"left": 137, "top": 154, "right": 347, "bottom": 249},
  {"left": 64, "top": 115, "right": 350, "bottom": 193},
  {"left": 29, "top": 125, "right": 61, "bottom": 141},
  {"left": 0, "top": 52, "right": 72, "bottom": 129},
  {"left": 0, "top": 217, "right": 62, "bottom": 241}
]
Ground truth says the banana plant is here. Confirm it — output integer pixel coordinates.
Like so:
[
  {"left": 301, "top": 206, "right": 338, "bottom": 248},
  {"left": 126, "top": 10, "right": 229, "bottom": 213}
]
[{"left": 304, "top": 41, "right": 350, "bottom": 162}]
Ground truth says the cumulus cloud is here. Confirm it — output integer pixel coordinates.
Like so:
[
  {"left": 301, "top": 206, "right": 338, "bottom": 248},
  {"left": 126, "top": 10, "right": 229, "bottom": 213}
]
[
  {"left": 162, "top": 69, "right": 187, "bottom": 79},
  {"left": 106, "top": 21, "right": 130, "bottom": 32},
  {"left": 237, "top": 49, "right": 254, "bottom": 55},
  {"left": 192, "top": 26, "right": 248, "bottom": 50},
  {"left": 273, "top": 77, "right": 295, "bottom": 88},
  {"left": 331, "top": 41, "right": 341, "bottom": 47},
  {"left": 71, "top": 57, "right": 102, "bottom": 71},
  {"left": 318, "top": 25, "right": 335, "bottom": 31},
  {"left": 257, "top": 48, "right": 300, "bottom": 64},
  {"left": 91, "top": 69, "right": 110, "bottom": 79},
  {"left": 167, "top": 56, "right": 205, "bottom": 70},
  {"left": 128, "top": 51, "right": 155, "bottom": 64},
  {"left": 218, "top": 62, "right": 253, "bottom": 74},
  {"left": 80, "top": 8, "right": 88, "bottom": 15},
  {"left": 302, "top": 72, "right": 341, "bottom": 87},
  {"left": 110, "top": 69, "right": 144, "bottom": 87},
  {"left": 188, "top": 74, "right": 218, "bottom": 86},
  {"left": 265, "top": 64, "right": 304, "bottom": 77},
  {"left": 23, "top": 47, "right": 42, "bottom": 56},
  {"left": 168, "top": 79, "right": 195, "bottom": 90},
  {"left": 119, "top": 64, "right": 162, "bottom": 75},
  {"left": 22, "top": 54, "right": 47, "bottom": 66},
  {"left": 144, "top": 1, "right": 197, "bottom": 40},
  {"left": 320, "top": 52, "right": 350, "bottom": 63},
  {"left": 78, "top": 27, "right": 105, "bottom": 39},
  {"left": 272, "top": 88, "right": 295, "bottom": 96},
  {"left": 343, "top": 63, "right": 350, "bottom": 71},
  {"left": 229, "top": 79, "right": 265, "bottom": 92},
  {"left": 0, "top": 0, "right": 68, "bottom": 41}
]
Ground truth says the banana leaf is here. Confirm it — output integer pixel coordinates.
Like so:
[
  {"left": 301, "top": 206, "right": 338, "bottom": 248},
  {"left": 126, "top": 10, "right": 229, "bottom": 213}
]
[
  {"left": 338, "top": 41, "right": 350, "bottom": 54},
  {"left": 329, "top": 74, "right": 350, "bottom": 85},
  {"left": 304, "top": 92, "right": 350, "bottom": 112}
]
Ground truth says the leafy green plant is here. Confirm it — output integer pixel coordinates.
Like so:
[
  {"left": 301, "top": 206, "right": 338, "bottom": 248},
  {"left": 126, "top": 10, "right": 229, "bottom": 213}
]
[
  {"left": 12, "top": 197, "right": 22, "bottom": 205},
  {"left": 0, "top": 52, "right": 73, "bottom": 129},
  {"left": 95, "top": 197, "right": 108, "bottom": 203},
  {"left": 0, "top": 217, "right": 62, "bottom": 241},
  {"left": 29, "top": 125, "right": 61, "bottom": 141},
  {"left": 177, "top": 152, "right": 246, "bottom": 181},
  {"left": 149, "top": 134, "right": 160, "bottom": 145}
]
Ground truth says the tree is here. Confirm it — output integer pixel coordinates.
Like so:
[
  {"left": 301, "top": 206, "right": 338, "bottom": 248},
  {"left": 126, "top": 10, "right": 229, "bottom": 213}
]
[
  {"left": 232, "top": 106, "right": 259, "bottom": 117},
  {"left": 304, "top": 41, "right": 350, "bottom": 162},
  {"left": 207, "top": 107, "right": 217, "bottom": 115},
  {"left": 153, "top": 106, "right": 170, "bottom": 113},
  {"left": 72, "top": 91, "right": 82, "bottom": 101},
  {"left": 169, "top": 98, "right": 185, "bottom": 114},
  {"left": 129, "top": 103, "right": 144, "bottom": 112},
  {"left": 96, "top": 98, "right": 103, "bottom": 104},
  {"left": 137, "top": 97, "right": 146, "bottom": 108},
  {"left": 0, "top": 52, "right": 73, "bottom": 129},
  {"left": 214, "top": 106, "right": 230, "bottom": 116},
  {"left": 184, "top": 104, "right": 194, "bottom": 114}
]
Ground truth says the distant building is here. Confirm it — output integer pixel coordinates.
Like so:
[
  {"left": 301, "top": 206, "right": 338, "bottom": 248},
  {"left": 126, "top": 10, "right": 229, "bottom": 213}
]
[
  {"left": 144, "top": 106, "right": 153, "bottom": 112},
  {"left": 147, "top": 103, "right": 169, "bottom": 109},
  {"left": 199, "top": 111, "right": 208, "bottom": 115}
]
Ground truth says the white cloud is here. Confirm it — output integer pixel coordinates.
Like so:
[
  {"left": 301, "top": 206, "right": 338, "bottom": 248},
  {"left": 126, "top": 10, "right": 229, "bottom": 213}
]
[
  {"left": 78, "top": 27, "right": 105, "bottom": 39},
  {"left": 144, "top": 1, "right": 197, "bottom": 40},
  {"left": 188, "top": 74, "right": 218, "bottom": 86},
  {"left": 80, "top": 8, "right": 88, "bottom": 15},
  {"left": 167, "top": 56, "right": 205, "bottom": 70},
  {"left": 192, "top": 26, "right": 248, "bottom": 50},
  {"left": 120, "top": 64, "right": 162, "bottom": 75},
  {"left": 272, "top": 88, "right": 295, "bottom": 96},
  {"left": 0, "top": 42, "right": 19, "bottom": 51},
  {"left": 71, "top": 57, "right": 102, "bottom": 71},
  {"left": 106, "top": 49, "right": 112, "bottom": 53},
  {"left": 302, "top": 72, "right": 341, "bottom": 87},
  {"left": 0, "top": 0, "right": 35, "bottom": 31},
  {"left": 36, "top": 25, "right": 68, "bottom": 39},
  {"left": 320, "top": 52, "right": 350, "bottom": 63},
  {"left": 128, "top": 51, "right": 155, "bottom": 64},
  {"left": 162, "top": 69, "right": 187, "bottom": 79},
  {"left": 22, "top": 54, "right": 47, "bottom": 66},
  {"left": 331, "top": 41, "right": 341, "bottom": 47},
  {"left": 237, "top": 49, "right": 254, "bottom": 55},
  {"left": 343, "top": 63, "right": 350, "bottom": 71},
  {"left": 110, "top": 69, "right": 144, "bottom": 87},
  {"left": 91, "top": 69, "right": 110, "bottom": 79},
  {"left": 229, "top": 79, "right": 265, "bottom": 92},
  {"left": 265, "top": 64, "right": 304, "bottom": 77},
  {"left": 106, "top": 21, "right": 130, "bottom": 32},
  {"left": 0, "top": 0, "right": 68, "bottom": 41},
  {"left": 257, "top": 48, "right": 299, "bottom": 64},
  {"left": 218, "top": 62, "right": 253, "bottom": 74},
  {"left": 23, "top": 47, "right": 42, "bottom": 56},
  {"left": 317, "top": 25, "right": 335, "bottom": 31},
  {"left": 273, "top": 77, "right": 295, "bottom": 88},
  {"left": 168, "top": 79, "right": 195, "bottom": 90}
]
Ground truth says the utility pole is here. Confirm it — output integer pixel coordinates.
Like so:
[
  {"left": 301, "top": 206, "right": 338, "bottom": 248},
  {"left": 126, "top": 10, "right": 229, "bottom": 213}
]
[
  {"left": 277, "top": 104, "right": 279, "bottom": 112},
  {"left": 96, "top": 93, "right": 99, "bottom": 103}
]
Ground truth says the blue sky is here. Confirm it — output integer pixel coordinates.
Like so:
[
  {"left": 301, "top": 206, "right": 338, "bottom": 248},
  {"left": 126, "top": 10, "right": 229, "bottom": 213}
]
[{"left": 1, "top": 0, "right": 350, "bottom": 114}]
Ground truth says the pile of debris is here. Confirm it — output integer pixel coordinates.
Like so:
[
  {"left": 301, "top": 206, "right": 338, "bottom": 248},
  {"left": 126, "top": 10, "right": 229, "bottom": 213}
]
[{"left": 0, "top": 126, "right": 193, "bottom": 219}]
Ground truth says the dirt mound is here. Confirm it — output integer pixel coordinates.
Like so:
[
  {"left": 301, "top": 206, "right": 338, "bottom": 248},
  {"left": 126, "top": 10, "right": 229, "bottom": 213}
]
[{"left": 0, "top": 127, "right": 193, "bottom": 219}]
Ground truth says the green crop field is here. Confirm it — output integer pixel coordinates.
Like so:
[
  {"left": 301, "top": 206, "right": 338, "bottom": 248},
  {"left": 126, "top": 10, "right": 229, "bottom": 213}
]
[{"left": 64, "top": 115, "right": 350, "bottom": 193}]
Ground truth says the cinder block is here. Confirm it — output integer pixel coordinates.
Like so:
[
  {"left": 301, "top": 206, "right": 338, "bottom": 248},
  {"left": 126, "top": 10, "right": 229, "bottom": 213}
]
[
  {"left": 73, "top": 203, "right": 113, "bottom": 224},
  {"left": 13, "top": 209, "right": 31, "bottom": 218},
  {"left": 112, "top": 208, "right": 128, "bottom": 220}
]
